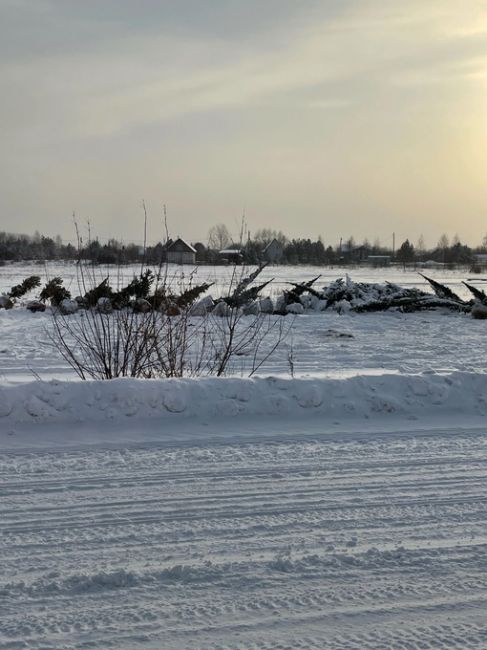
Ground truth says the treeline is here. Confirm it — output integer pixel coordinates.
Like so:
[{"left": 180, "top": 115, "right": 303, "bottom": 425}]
[
  {"left": 206, "top": 225, "right": 487, "bottom": 266},
  {"left": 1, "top": 228, "right": 487, "bottom": 267},
  {"left": 0, "top": 232, "right": 156, "bottom": 264},
  {"left": 0, "top": 232, "right": 76, "bottom": 261}
]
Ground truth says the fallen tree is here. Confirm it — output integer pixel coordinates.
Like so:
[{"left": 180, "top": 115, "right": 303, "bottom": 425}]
[
  {"left": 419, "top": 273, "right": 464, "bottom": 303},
  {"left": 463, "top": 281, "right": 487, "bottom": 305}
]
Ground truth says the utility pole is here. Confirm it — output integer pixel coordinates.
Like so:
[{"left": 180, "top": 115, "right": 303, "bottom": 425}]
[{"left": 392, "top": 232, "right": 395, "bottom": 258}]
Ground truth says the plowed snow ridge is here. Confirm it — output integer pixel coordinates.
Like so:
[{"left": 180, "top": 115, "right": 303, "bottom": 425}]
[{"left": 1, "top": 371, "right": 487, "bottom": 425}]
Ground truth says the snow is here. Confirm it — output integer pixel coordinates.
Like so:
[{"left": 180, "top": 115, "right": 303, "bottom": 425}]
[
  {"left": 0, "top": 260, "right": 484, "bottom": 301},
  {"left": 2, "top": 263, "right": 487, "bottom": 648},
  {"left": 2, "top": 305, "right": 486, "bottom": 384},
  {"left": 1, "top": 261, "right": 487, "bottom": 384},
  {"left": 1, "top": 371, "right": 487, "bottom": 428},
  {"left": 2, "top": 415, "right": 487, "bottom": 648}
]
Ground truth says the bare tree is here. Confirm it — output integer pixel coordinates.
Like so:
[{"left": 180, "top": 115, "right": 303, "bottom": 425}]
[
  {"left": 437, "top": 233, "right": 450, "bottom": 250},
  {"left": 253, "top": 229, "right": 288, "bottom": 247},
  {"left": 208, "top": 223, "right": 231, "bottom": 251}
]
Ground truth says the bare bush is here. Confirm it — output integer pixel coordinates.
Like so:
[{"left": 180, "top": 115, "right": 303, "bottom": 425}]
[
  {"left": 48, "top": 270, "right": 290, "bottom": 381},
  {"left": 48, "top": 214, "right": 290, "bottom": 380},
  {"left": 50, "top": 299, "right": 289, "bottom": 381},
  {"left": 207, "top": 306, "right": 289, "bottom": 377},
  {"left": 51, "top": 309, "right": 162, "bottom": 380}
]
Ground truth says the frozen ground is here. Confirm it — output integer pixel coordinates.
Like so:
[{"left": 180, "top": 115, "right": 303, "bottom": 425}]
[
  {"left": 1, "top": 302, "right": 486, "bottom": 384},
  {"left": 2, "top": 415, "right": 487, "bottom": 649},
  {"left": 1, "top": 262, "right": 487, "bottom": 383},
  {"left": 1, "top": 262, "right": 487, "bottom": 648}
]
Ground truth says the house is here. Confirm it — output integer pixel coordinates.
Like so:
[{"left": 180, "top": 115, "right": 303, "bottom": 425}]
[
  {"left": 166, "top": 238, "right": 196, "bottom": 265},
  {"left": 218, "top": 248, "right": 243, "bottom": 264},
  {"left": 339, "top": 244, "right": 367, "bottom": 263},
  {"left": 367, "top": 255, "right": 391, "bottom": 267},
  {"left": 263, "top": 238, "right": 283, "bottom": 264},
  {"left": 419, "top": 260, "right": 447, "bottom": 269}
]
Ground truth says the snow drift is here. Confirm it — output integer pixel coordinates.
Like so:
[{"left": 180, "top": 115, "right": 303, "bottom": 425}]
[{"left": 1, "top": 371, "right": 487, "bottom": 426}]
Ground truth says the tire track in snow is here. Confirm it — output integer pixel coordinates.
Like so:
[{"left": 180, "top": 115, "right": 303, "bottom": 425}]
[{"left": 1, "top": 429, "right": 487, "bottom": 648}]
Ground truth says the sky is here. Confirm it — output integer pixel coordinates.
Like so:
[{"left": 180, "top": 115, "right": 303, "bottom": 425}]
[{"left": 1, "top": 0, "right": 487, "bottom": 248}]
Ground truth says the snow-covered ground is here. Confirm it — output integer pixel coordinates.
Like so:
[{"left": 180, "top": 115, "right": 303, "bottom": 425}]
[
  {"left": 1, "top": 262, "right": 487, "bottom": 383},
  {"left": 1, "top": 262, "right": 487, "bottom": 648},
  {"left": 0, "top": 260, "right": 484, "bottom": 300},
  {"left": 2, "top": 306, "right": 487, "bottom": 384},
  {"left": 2, "top": 414, "right": 487, "bottom": 649}
]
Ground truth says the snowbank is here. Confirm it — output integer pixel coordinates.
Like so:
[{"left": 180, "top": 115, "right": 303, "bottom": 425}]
[{"left": 1, "top": 371, "right": 486, "bottom": 426}]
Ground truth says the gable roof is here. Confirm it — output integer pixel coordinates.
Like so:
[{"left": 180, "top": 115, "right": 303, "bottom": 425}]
[
  {"left": 263, "top": 238, "right": 282, "bottom": 252},
  {"left": 166, "top": 237, "right": 196, "bottom": 253},
  {"left": 219, "top": 248, "right": 242, "bottom": 255}
]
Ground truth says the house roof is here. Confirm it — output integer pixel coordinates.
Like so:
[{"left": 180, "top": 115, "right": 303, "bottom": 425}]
[
  {"left": 219, "top": 248, "right": 242, "bottom": 256},
  {"left": 263, "top": 238, "right": 282, "bottom": 252},
  {"left": 421, "top": 260, "right": 446, "bottom": 267},
  {"left": 166, "top": 237, "right": 196, "bottom": 253}
]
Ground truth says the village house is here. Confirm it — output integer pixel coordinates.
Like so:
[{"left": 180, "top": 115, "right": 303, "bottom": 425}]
[
  {"left": 339, "top": 244, "right": 367, "bottom": 264},
  {"left": 218, "top": 247, "right": 243, "bottom": 264},
  {"left": 263, "top": 238, "right": 283, "bottom": 264},
  {"left": 366, "top": 255, "right": 391, "bottom": 267},
  {"left": 166, "top": 238, "right": 196, "bottom": 265}
]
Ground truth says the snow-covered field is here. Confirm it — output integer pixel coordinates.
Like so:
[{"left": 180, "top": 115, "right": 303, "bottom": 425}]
[
  {"left": 1, "top": 262, "right": 487, "bottom": 649},
  {"left": 0, "top": 260, "right": 483, "bottom": 301},
  {"left": 1, "top": 262, "right": 487, "bottom": 383}
]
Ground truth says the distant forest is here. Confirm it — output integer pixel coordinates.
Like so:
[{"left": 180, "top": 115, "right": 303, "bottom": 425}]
[{"left": 1, "top": 226, "right": 487, "bottom": 267}]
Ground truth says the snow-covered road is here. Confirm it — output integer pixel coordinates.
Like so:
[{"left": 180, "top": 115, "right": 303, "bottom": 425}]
[{"left": 2, "top": 422, "right": 487, "bottom": 649}]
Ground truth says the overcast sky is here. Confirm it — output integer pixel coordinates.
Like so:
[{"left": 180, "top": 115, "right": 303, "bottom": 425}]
[{"left": 1, "top": 0, "right": 487, "bottom": 247}]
